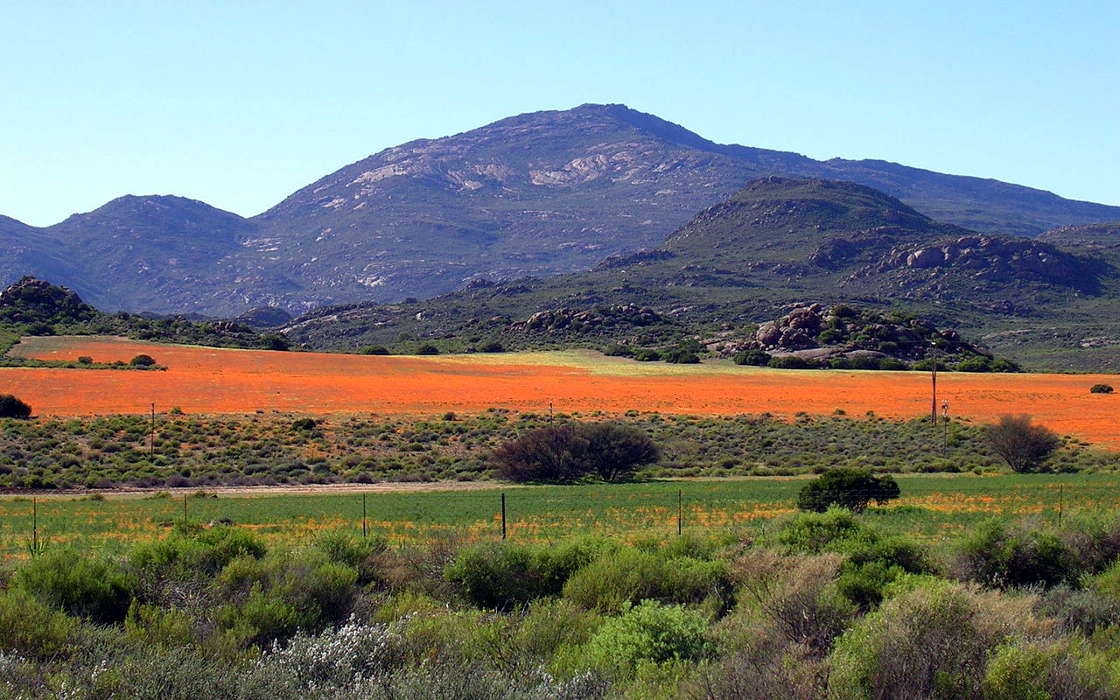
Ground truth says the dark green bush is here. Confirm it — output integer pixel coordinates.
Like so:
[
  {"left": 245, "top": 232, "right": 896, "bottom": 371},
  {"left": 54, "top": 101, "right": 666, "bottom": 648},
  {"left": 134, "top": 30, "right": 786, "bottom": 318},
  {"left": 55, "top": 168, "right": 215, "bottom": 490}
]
[
  {"left": 768, "top": 355, "right": 816, "bottom": 370},
  {"left": 797, "top": 468, "right": 900, "bottom": 513},
  {"left": 15, "top": 549, "right": 135, "bottom": 623},
  {"left": 415, "top": 344, "right": 440, "bottom": 355},
  {"left": 1090, "top": 384, "right": 1114, "bottom": 394},
  {"left": 0, "top": 394, "right": 31, "bottom": 418},
  {"left": 129, "top": 354, "right": 156, "bottom": 367},
  {"left": 580, "top": 422, "right": 660, "bottom": 481},
  {"left": 358, "top": 345, "right": 390, "bottom": 355},
  {"left": 603, "top": 344, "right": 634, "bottom": 357},
  {"left": 732, "top": 349, "right": 771, "bottom": 366},
  {"left": 953, "top": 518, "right": 1078, "bottom": 588},
  {"left": 632, "top": 348, "right": 662, "bottom": 362}
]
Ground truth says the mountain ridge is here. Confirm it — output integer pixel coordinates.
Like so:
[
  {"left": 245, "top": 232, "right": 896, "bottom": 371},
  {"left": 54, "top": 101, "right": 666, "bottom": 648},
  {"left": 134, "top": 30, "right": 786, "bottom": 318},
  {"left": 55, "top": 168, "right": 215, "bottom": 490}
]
[{"left": 4, "top": 103, "right": 1120, "bottom": 315}]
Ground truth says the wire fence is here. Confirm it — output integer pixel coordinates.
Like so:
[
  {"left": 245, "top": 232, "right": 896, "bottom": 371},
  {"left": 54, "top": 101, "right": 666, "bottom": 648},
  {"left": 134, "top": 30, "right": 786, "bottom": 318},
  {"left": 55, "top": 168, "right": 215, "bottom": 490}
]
[{"left": 0, "top": 477, "right": 1103, "bottom": 557}]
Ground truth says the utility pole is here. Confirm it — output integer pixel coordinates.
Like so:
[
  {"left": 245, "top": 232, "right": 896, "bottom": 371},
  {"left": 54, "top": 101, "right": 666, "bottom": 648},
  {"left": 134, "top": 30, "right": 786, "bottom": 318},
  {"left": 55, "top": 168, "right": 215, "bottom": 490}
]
[
  {"left": 548, "top": 401, "right": 554, "bottom": 422},
  {"left": 150, "top": 402, "right": 156, "bottom": 456}
]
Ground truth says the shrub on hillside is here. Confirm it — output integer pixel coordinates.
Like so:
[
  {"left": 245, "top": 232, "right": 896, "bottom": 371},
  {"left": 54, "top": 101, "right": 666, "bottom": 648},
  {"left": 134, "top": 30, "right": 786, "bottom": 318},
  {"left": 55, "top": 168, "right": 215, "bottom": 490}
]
[
  {"left": 984, "top": 415, "right": 1060, "bottom": 473},
  {"left": 129, "top": 354, "right": 157, "bottom": 367},
  {"left": 1090, "top": 383, "right": 1114, "bottom": 394},
  {"left": 796, "top": 468, "right": 900, "bottom": 513},
  {"left": 768, "top": 355, "right": 817, "bottom": 370},
  {"left": 732, "top": 349, "right": 771, "bottom": 366},
  {"left": 0, "top": 393, "right": 31, "bottom": 418},
  {"left": 358, "top": 345, "right": 390, "bottom": 355},
  {"left": 415, "top": 344, "right": 440, "bottom": 355}
]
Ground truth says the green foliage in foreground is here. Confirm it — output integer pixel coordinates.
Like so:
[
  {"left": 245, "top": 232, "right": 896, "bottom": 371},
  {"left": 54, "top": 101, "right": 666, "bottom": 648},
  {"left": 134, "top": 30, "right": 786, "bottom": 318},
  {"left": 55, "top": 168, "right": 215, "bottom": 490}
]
[{"left": 1, "top": 508, "right": 1120, "bottom": 698}]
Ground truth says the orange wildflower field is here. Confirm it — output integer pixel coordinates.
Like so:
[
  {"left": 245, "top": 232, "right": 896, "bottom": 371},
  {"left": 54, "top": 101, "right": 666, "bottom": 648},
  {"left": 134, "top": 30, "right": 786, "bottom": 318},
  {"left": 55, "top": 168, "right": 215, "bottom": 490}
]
[{"left": 6, "top": 335, "right": 1120, "bottom": 448}]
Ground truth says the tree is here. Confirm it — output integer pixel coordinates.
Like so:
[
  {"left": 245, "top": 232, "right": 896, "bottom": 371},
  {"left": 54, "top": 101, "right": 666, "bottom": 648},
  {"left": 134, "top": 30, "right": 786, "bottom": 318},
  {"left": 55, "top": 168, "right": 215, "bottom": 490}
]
[
  {"left": 260, "top": 334, "right": 290, "bottom": 351},
  {"left": 984, "top": 414, "right": 1060, "bottom": 473},
  {"left": 491, "top": 424, "right": 590, "bottom": 483},
  {"left": 491, "top": 422, "right": 660, "bottom": 483},
  {"left": 797, "top": 468, "right": 900, "bottom": 513},
  {"left": 129, "top": 354, "right": 156, "bottom": 367},
  {"left": 0, "top": 394, "right": 31, "bottom": 419},
  {"left": 581, "top": 422, "right": 661, "bottom": 482}
]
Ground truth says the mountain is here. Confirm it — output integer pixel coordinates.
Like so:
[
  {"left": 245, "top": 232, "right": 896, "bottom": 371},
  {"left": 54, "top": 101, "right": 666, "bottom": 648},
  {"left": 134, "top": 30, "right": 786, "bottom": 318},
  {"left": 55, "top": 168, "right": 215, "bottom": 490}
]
[
  {"left": 279, "top": 177, "right": 1117, "bottom": 372},
  {"left": 43, "top": 195, "right": 263, "bottom": 313},
  {"left": 4, "top": 104, "right": 1120, "bottom": 315}
]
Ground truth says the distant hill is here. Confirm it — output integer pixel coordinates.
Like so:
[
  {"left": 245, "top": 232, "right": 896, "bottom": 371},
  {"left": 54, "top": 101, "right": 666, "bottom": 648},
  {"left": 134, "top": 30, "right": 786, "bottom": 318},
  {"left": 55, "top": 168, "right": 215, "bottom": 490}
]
[
  {"left": 279, "top": 178, "right": 1119, "bottom": 372},
  {"left": 3, "top": 104, "right": 1119, "bottom": 316},
  {"left": 0, "top": 277, "right": 281, "bottom": 351},
  {"left": 1039, "top": 221, "right": 1120, "bottom": 247}
]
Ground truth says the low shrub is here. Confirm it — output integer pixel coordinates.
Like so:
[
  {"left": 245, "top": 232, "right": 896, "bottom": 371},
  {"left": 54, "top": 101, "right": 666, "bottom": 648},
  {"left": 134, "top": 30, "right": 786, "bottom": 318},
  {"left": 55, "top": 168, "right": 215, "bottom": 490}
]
[
  {"left": 952, "top": 518, "right": 1078, "bottom": 589},
  {"left": 0, "top": 589, "right": 76, "bottom": 658},
  {"left": 732, "top": 349, "right": 771, "bottom": 366},
  {"left": 584, "top": 600, "right": 711, "bottom": 671},
  {"left": 129, "top": 354, "right": 156, "bottom": 367},
  {"left": 767, "top": 355, "right": 817, "bottom": 370},
  {"left": 1090, "top": 384, "right": 1114, "bottom": 394},
  {"left": 14, "top": 549, "right": 135, "bottom": 623},
  {"left": 563, "top": 547, "right": 729, "bottom": 613},
  {"left": 828, "top": 580, "right": 1052, "bottom": 699}
]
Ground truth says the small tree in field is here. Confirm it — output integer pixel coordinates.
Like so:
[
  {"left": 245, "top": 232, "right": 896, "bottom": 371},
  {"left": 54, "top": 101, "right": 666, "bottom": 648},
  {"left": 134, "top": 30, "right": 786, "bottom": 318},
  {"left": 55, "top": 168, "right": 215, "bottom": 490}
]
[
  {"left": 984, "top": 414, "right": 1060, "bottom": 473},
  {"left": 0, "top": 394, "right": 31, "bottom": 419},
  {"left": 491, "top": 424, "right": 591, "bottom": 483},
  {"left": 129, "top": 354, "right": 156, "bottom": 367},
  {"left": 491, "top": 422, "right": 660, "bottom": 483},
  {"left": 581, "top": 422, "right": 661, "bottom": 482},
  {"left": 797, "top": 468, "right": 900, "bottom": 513}
]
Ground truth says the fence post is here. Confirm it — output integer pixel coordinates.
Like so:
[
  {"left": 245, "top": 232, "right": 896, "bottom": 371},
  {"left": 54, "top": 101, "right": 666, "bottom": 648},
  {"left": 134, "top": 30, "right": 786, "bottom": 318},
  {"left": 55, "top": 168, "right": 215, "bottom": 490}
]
[
  {"left": 362, "top": 493, "right": 368, "bottom": 538},
  {"left": 501, "top": 492, "right": 507, "bottom": 540},
  {"left": 1058, "top": 484, "right": 1063, "bottom": 526},
  {"left": 32, "top": 497, "right": 38, "bottom": 556},
  {"left": 182, "top": 494, "right": 187, "bottom": 525},
  {"left": 677, "top": 489, "right": 683, "bottom": 536}
]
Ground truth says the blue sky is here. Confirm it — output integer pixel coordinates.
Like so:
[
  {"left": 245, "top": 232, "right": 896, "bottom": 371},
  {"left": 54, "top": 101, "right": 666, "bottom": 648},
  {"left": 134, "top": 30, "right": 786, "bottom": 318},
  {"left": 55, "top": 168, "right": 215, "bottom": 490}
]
[{"left": 2, "top": 0, "right": 1117, "bottom": 226}]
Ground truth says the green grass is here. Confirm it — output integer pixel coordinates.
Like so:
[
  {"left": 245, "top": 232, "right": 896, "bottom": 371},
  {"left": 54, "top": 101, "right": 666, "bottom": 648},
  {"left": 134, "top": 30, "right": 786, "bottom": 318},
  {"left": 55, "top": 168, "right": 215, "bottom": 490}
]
[{"left": 4, "top": 473, "right": 1115, "bottom": 558}]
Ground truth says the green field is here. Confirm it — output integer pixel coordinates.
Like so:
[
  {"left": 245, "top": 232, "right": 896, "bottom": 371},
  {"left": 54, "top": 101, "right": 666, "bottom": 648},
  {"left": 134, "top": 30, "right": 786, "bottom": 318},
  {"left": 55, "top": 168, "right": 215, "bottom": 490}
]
[{"left": 4, "top": 473, "right": 1114, "bottom": 558}]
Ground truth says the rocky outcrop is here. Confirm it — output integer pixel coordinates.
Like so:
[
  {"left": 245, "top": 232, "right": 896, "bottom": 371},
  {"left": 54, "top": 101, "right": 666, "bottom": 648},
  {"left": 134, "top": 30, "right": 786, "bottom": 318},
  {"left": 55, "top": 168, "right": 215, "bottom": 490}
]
[
  {"left": 510, "top": 304, "right": 664, "bottom": 334},
  {"left": 875, "top": 236, "right": 1094, "bottom": 289},
  {"left": 710, "top": 302, "right": 979, "bottom": 362}
]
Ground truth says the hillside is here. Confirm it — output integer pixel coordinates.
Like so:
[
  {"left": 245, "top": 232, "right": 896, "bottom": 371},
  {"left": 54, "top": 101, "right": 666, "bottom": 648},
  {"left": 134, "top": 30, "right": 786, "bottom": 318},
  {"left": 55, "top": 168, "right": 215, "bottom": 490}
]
[
  {"left": 4, "top": 104, "right": 1120, "bottom": 316},
  {"left": 279, "top": 178, "right": 1120, "bottom": 371},
  {"left": 0, "top": 277, "right": 281, "bottom": 353}
]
